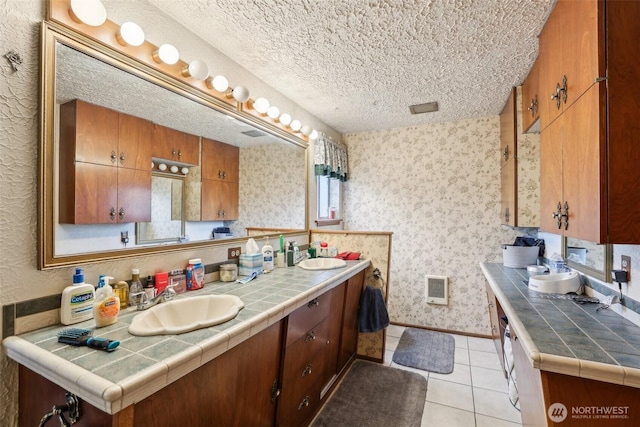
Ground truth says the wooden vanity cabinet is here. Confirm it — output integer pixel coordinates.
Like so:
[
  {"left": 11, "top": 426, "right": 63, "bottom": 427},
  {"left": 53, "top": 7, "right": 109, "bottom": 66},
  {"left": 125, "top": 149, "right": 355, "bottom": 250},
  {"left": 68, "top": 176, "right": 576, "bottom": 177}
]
[
  {"left": 59, "top": 99, "right": 152, "bottom": 224},
  {"left": 200, "top": 138, "right": 240, "bottom": 221},
  {"left": 152, "top": 123, "right": 199, "bottom": 165}
]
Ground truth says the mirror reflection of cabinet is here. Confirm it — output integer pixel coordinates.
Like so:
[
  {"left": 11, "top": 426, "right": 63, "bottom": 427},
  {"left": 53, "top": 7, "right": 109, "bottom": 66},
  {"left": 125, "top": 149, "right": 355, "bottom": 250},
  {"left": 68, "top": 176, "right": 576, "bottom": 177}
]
[
  {"left": 200, "top": 138, "right": 239, "bottom": 221},
  {"left": 152, "top": 124, "right": 199, "bottom": 166},
  {"left": 58, "top": 99, "right": 152, "bottom": 224}
]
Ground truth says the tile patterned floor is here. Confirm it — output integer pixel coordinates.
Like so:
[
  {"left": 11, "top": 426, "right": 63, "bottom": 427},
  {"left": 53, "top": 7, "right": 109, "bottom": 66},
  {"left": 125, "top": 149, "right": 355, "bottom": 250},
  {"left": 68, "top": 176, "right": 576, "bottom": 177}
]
[{"left": 384, "top": 325, "right": 523, "bottom": 427}]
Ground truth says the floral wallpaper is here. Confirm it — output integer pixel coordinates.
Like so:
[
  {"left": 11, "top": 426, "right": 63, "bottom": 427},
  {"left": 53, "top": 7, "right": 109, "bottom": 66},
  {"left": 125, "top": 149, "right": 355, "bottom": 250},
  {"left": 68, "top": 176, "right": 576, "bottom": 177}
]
[{"left": 343, "top": 116, "right": 521, "bottom": 335}]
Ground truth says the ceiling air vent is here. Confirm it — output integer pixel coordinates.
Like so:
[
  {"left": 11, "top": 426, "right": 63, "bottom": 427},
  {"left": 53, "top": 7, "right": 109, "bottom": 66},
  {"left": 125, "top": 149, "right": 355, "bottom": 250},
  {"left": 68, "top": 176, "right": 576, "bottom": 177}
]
[
  {"left": 241, "top": 130, "right": 266, "bottom": 138},
  {"left": 409, "top": 101, "right": 439, "bottom": 115}
]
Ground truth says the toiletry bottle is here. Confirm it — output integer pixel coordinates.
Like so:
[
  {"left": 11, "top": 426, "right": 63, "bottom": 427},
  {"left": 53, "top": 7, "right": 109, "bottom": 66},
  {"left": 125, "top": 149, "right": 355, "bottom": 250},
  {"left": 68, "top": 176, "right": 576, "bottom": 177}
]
[
  {"left": 262, "top": 238, "right": 274, "bottom": 272},
  {"left": 129, "top": 268, "right": 143, "bottom": 305},
  {"left": 186, "top": 259, "right": 205, "bottom": 290},
  {"left": 93, "top": 276, "right": 120, "bottom": 327},
  {"left": 144, "top": 275, "right": 156, "bottom": 299},
  {"left": 61, "top": 268, "right": 96, "bottom": 325},
  {"left": 287, "top": 242, "right": 295, "bottom": 266},
  {"left": 113, "top": 280, "right": 129, "bottom": 309}
]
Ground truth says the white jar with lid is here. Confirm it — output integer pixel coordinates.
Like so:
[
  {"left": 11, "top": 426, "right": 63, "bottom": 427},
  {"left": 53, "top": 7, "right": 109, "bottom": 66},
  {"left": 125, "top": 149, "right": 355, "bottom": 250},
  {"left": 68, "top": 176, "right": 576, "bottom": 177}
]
[{"left": 220, "top": 264, "right": 238, "bottom": 282}]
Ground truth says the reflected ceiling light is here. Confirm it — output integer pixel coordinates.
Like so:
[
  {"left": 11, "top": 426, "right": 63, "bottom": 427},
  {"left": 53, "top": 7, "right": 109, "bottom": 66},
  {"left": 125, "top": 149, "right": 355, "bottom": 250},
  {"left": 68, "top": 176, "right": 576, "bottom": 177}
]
[
  {"left": 279, "top": 113, "right": 292, "bottom": 126},
  {"left": 181, "top": 59, "right": 209, "bottom": 80},
  {"left": 153, "top": 43, "right": 179, "bottom": 65},
  {"left": 309, "top": 130, "right": 319, "bottom": 140},
  {"left": 181, "top": 167, "right": 189, "bottom": 175},
  {"left": 300, "top": 125, "right": 312, "bottom": 136},
  {"left": 69, "top": 0, "right": 107, "bottom": 26},
  {"left": 267, "top": 106, "right": 280, "bottom": 120},
  {"left": 170, "top": 165, "right": 179, "bottom": 173},
  {"left": 206, "top": 75, "right": 229, "bottom": 92},
  {"left": 116, "top": 22, "right": 145, "bottom": 47},
  {"left": 231, "top": 85, "right": 251, "bottom": 103},
  {"left": 158, "top": 163, "right": 167, "bottom": 171},
  {"left": 290, "top": 120, "right": 302, "bottom": 132},
  {"left": 253, "top": 98, "right": 270, "bottom": 115}
]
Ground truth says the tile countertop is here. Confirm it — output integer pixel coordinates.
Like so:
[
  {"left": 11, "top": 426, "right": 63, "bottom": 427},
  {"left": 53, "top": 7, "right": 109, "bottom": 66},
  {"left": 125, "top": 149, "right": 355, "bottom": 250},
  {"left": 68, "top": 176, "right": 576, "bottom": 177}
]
[
  {"left": 481, "top": 262, "right": 640, "bottom": 389},
  {"left": 2, "top": 259, "right": 370, "bottom": 414}
]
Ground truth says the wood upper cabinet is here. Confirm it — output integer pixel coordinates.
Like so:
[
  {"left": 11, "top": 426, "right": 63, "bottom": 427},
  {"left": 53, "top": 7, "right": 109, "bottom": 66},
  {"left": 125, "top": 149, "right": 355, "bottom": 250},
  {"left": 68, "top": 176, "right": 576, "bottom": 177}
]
[
  {"left": 500, "top": 88, "right": 517, "bottom": 226},
  {"left": 539, "top": 0, "right": 640, "bottom": 243},
  {"left": 59, "top": 99, "right": 152, "bottom": 224},
  {"left": 152, "top": 123, "right": 199, "bottom": 165},
  {"left": 202, "top": 137, "right": 239, "bottom": 182},
  {"left": 538, "top": 0, "right": 601, "bottom": 131},
  {"left": 521, "top": 58, "right": 539, "bottom": 133},
  {"left": 200, "top": 138, "right": 240, "bottom": 221}
]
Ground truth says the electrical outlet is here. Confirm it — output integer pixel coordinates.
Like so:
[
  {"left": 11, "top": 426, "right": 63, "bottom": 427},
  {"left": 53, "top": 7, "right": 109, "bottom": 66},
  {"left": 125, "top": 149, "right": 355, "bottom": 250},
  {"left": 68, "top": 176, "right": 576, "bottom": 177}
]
[
  {"left": 120, "top": 231, "right": 129, "bottom": 245},
  {"left": 622, "top": 255, "right": 631, "bottom": 281},
  {"left": 228, "top": 247, "right": 241, "bottom": 260}
]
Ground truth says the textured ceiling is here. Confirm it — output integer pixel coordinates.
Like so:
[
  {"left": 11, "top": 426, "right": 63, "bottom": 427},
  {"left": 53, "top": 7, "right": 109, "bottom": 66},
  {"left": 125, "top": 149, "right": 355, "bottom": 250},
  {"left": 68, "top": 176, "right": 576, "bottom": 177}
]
[{"left": 147, "top": 0, "right": 555, "bottom": 134}]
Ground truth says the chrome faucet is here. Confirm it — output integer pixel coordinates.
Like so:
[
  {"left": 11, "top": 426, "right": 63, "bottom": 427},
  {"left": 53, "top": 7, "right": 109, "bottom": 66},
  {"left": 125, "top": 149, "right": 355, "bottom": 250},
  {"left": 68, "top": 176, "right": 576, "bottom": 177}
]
[{"left": 130, "top": 283, "right": 178, "bottom": 310}]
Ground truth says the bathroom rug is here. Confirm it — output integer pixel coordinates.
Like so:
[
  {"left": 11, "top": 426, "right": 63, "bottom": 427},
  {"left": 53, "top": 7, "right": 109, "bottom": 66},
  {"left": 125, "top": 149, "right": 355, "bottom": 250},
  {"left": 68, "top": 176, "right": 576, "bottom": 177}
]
[
  {"left": 311, "top": 360, "right": 427, "bottom": 427},
  {"left": 392, "top": 327, "right": 455, "bottom": 374}
]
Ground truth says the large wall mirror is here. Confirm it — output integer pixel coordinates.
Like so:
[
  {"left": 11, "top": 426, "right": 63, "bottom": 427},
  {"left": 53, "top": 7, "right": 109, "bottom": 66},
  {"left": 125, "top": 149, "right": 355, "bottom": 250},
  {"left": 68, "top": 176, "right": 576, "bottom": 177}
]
[{"left": 40, "top": 23, "right": 307, "bottom": 268}]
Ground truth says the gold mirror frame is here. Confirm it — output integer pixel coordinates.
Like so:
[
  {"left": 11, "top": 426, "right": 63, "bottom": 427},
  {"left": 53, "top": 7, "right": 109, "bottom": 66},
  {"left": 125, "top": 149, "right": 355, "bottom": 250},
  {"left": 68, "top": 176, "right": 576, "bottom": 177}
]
[
  {"left": 563, "top": 237, "right": 612, "bottom": 283},
  {"left": 39, "top": 22, "right": 309, "bottom": 269}
]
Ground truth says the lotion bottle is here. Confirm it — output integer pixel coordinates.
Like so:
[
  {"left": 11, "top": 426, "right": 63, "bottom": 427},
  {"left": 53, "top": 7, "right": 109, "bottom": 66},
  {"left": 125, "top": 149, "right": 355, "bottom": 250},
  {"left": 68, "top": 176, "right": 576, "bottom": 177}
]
[
  {"left": 61, "top": 268, "right": 95, "bottom": 325},
  {"left": 262, "top": 238, "right": 274, "bottom": 272},
  {"left": 93, "top": 276, "right": 120, "bottom": 328}
]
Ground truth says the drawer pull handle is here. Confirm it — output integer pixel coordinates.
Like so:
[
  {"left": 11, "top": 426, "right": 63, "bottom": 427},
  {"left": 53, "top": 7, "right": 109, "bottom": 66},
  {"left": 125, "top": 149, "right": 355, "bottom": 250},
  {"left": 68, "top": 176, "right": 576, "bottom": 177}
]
[
  {"left": 307, "top": 298, "right": 319, "bottom": 308},
  {"left": 298, "top": 396, "right": 310, "bottom": 410},
  {"left": 302, "top": 364, "right": 313, "bottom": 377},
  {"left": 305, "top": 331, "right": 316, "bottom": 343}
]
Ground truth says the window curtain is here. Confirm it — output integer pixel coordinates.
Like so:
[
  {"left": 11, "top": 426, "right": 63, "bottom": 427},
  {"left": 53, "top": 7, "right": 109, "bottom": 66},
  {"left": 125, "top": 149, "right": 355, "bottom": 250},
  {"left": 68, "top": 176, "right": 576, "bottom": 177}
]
[{"left": 314, "top": 133, "right": 348, "bottom": 181}]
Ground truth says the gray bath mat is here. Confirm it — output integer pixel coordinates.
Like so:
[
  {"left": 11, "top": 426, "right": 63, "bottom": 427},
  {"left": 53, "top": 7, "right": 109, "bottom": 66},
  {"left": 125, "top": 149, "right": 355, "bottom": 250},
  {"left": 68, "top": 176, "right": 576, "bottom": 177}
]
[
  {"left": 312, "top": 360, "right": 427, "bottom": 427},
  {"left": 392, "top": 328, "right": 455, "bottom": 374}
]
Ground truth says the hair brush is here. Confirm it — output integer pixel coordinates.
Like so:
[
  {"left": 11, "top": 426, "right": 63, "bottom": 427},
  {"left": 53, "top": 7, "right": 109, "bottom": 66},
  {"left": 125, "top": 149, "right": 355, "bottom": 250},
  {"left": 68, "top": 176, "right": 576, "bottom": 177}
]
[{"left": 57, "top": 328, "right": 120, "bottom": 352}]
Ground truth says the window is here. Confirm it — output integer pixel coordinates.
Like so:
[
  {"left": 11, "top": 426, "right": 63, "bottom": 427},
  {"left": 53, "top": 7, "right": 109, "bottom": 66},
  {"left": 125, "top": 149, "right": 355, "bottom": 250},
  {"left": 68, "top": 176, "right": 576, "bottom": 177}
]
[{"left": 316, "top": 175, "right": 341, "bottom": 219}]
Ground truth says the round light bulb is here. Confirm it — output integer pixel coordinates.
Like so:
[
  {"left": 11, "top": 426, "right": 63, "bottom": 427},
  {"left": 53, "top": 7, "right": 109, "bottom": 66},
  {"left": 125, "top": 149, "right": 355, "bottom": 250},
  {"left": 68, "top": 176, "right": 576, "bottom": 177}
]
[
  {"left": 153, "top": 44, "right": 179, "bottom": 65},
  {"left": 301, "top": 125, "right": 312, "bottom": 136},
  {"left": 309, "top": 130, "right": 319, "bottom": 140},
  {"left": 69, "top": 0, "right": 107, "bottom": 27},
  {"left": 279, "top": 113, "right": 292, "bottom": 126},
  {"left": 253, "top": 97, "right": 270, "bottom": 114},
  {"left": 170, "top": 165, "right": 179, "bottom": 173},
  {"left": 210, "top": 75, "right": 228, "bottom": 92},
  {"left": 231, "top": 85, "right": 251, "bottom": 103},
  {"left": 267, "top": 106, "right": 280, "bottom": 120},
  {"left": 158, "top": 163, "right": 167, "bottom": 171},
  {"left": 182, "top": 60, "right": 209, "bottom": 80},
  {"left": 290, "top": 120, "right": 302, "bottom": 132},
  {"left": 117, "top": 22, "right": 145, "bottom": 47},
  {"left": 181, "top": 167, "right": 189, "bottom": 175}
]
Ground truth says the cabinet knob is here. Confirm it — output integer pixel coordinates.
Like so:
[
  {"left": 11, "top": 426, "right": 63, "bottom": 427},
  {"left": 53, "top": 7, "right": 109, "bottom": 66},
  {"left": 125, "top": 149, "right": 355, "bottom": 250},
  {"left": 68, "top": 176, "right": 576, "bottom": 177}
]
[
  {"left": 527, "top": 95, "right": 538, "bottom": 117},
  {"left": 301, "top": 364, "right": 313, "bottom": 377},
  {"left": 488, "top": 301, "right": 494, "bottom": 308},
  {"left": 297, "top": 396, "right": 310, "bottom": 411},
  {"left": 171, "top": 148, "right": 176, "bottom": 157},
  {"left": 551, "top": 75, "right": 568, "bottom": 109},
  {"left": 552, "top": 201, "right": 569, "bottom": 230},
  {"left": 218, "top": 170, "right": 223, "bottom": 179},
  {"left": 305, "top": 331, "right": 316, "bottom": 343},
  {"left": 307, "top": 298, "right": 319, "bottom": 308},
  {"left": 119, "top": 152, "right": 125, "bottom": 165},
  {"left": 118, "top": 207, "right": 125, "bottom": 220},
  {"left": 504, "top": 208, "right": 510, "bottom": 224},
  {"left": 502, "top": 146, "right": 510, "bottom": 161},
  {"left": 177, "top": 149, "right": 182, "bottom": 159},
  {"left": 109, "top": 207, "right": 116, "bottom": 221},
  {"left": 110, "top": 151, "right": 117, "bottom": 164}
]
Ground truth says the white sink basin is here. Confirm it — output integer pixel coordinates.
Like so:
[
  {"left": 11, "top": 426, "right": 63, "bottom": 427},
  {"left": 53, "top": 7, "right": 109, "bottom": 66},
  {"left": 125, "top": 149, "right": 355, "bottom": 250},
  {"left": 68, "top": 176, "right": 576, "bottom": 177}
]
[
  {"left": 298, "top": 258, "right": 347, "bottom": 270},
  {"left": 528, "top": 271, "right": 582, "bottom": 294},
  {"left": 128, "top": 295, "right": 244, "bottom": 336}
]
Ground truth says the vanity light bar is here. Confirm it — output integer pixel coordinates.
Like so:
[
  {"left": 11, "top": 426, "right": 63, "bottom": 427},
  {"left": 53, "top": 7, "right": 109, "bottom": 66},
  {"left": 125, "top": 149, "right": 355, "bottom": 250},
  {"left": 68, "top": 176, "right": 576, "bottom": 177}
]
[{"left": 57, "top": 0, "right": 316, "bottom": 142}]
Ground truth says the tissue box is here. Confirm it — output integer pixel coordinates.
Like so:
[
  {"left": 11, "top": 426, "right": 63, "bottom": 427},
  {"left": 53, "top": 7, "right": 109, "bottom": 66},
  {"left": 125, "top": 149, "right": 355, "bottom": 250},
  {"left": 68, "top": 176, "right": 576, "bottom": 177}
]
[{"left": 239, "top": 254, "right": 262, "bottom": 276}]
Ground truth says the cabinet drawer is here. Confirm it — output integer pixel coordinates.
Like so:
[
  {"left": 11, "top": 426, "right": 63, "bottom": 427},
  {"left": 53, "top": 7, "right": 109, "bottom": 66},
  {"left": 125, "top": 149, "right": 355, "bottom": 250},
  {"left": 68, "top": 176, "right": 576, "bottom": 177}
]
[
  {"left": 278, "top": 373, "right": 324, "bottom": 427},
  {"left": 286, "top": 291, "right": 331, "bottom": 347},
  {"left": 283, "top": 318, "right": 329, "bottom": 384}
]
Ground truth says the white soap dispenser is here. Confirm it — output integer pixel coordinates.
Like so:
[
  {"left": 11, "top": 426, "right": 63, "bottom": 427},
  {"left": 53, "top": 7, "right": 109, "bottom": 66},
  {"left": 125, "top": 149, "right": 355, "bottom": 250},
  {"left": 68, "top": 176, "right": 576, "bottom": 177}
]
[
  {"left": 61, "top": 268, "right": 95, "bottom": 325},
  {"left": 262, "top": 238, "right": 274, "bottom": 272},
  {"left": 93, "top": 276, "right": 120, "bottom": 327}
]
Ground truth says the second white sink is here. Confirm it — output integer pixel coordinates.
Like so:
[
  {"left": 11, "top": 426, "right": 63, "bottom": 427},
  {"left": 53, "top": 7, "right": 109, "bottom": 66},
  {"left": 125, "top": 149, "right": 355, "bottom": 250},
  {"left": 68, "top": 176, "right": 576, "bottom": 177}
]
[
  {"left": 128, "top": 294, "right": 244, "bottom": 336},
  {"left": 528, "top": 271, "right": 582, "bottom": 294},
  {"left": 298, "top": 258, "right": 347, "bottom": 270}
]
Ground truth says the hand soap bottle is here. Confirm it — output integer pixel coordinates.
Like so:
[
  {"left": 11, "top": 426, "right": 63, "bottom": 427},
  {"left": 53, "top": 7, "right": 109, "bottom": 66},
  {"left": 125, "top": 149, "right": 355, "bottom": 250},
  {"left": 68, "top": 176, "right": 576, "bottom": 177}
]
[
  {"left": 262, "top": 238, "right": 274, "bottom": 272},
  {"left": 61, "top": 268, "right": 95, "bottom": 325},
  {"left": 93, "top": 276, "right": 120, "bottom": 328}
]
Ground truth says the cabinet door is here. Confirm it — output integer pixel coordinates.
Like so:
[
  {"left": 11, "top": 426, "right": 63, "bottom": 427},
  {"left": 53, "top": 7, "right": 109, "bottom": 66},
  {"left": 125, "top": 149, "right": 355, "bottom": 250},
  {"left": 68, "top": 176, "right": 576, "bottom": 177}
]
[
  {"left": 500, "top": 158, "right": 516, "bottom": 226},
  {"left": 325, "top": 282, "right": 346, "bottom": 384},
  {"left": 499, "top": 88, "right": 517, "bottom": 169},
  {"left": 510, "top": 332, "right": 546, "bottom": 426},
  {"left": 338, "top": 271, "right": 364, "bottom": 371},
  {"left": 538, "top": 0, "right": 565, "bottom": 130},
  {"left": 562, "top": 84, "right": 604, "bottom": 242},
  {"left": 499, "top": 88, "right": 517, "bottom": 226},
  {"left": 117, "top": 168, "right": 152, "bottom": 223},
  {"left": 59, "top": 162, "right": 117, "bottom": 224},
  {"left": 202, "top": 138, "right": 239, "bottom": 182},
  {"left": 118, "top": 113, "right": 153, "bottom": 170},
  {"left": 539, "top": 115, "right": 564, "bottom": 234},
  {"left": 60, "top": 99, "right": 119, "bottom": 166},
  {"left": 521, "top": 59, "right": 539, "bottom": 133},
  {"left": 152, "top": 124, "right": 199, "bottom": 165},
  {"left": 201, "top": 180, "right": 239, "bottom": 221}
]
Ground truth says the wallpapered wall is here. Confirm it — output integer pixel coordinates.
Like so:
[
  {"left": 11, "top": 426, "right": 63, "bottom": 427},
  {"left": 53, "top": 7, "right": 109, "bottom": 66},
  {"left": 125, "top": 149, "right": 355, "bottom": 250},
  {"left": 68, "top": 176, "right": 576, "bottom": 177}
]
[{"left": 343, "top": 117, "right": 521, "bottom": 335}]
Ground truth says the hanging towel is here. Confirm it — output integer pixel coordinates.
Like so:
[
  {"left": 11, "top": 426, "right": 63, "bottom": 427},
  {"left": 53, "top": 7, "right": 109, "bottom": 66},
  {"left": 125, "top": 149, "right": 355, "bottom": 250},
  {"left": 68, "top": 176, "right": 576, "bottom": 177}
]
[{"left": 358, "top": 285, "right": 390, "bottom": 333}]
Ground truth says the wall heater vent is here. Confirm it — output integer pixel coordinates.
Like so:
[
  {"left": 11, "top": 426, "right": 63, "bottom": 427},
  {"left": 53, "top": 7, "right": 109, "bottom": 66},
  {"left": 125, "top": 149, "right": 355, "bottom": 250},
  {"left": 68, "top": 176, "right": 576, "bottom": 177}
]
[{"left": 425, "top": 275, "right": 448, "bottom": 305}]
